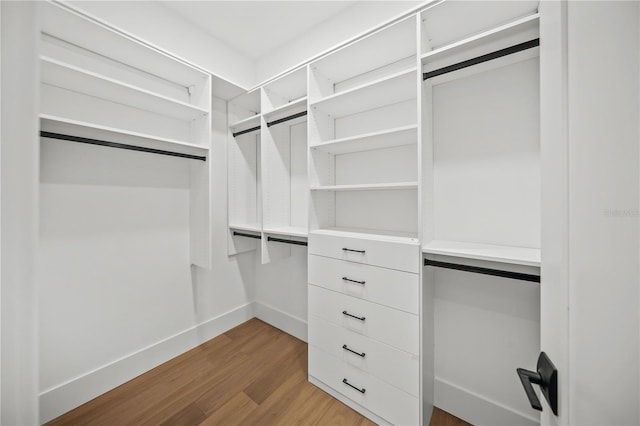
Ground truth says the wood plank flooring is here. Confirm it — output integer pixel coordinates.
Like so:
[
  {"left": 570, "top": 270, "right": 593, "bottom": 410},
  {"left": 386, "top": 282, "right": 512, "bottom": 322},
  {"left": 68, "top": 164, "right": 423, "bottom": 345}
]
[{"left": 48, "top": 319, "right": 470, "bottom": 426}]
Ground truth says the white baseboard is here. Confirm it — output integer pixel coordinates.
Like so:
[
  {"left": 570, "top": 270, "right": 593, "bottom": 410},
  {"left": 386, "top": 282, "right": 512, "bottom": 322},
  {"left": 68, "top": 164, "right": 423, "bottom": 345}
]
[
  {"left": 435, "top": 378, "right": 539, "bottom": 426},
  {"left": 254, "top": 301, "right": 308, "bottom": 342},
  {"left": 39, "top": 302, "right": 255, "bottom": 424}
]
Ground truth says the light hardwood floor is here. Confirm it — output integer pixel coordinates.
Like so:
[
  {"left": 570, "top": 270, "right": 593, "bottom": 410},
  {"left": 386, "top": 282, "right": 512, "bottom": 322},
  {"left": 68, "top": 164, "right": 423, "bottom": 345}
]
[{"left": 48, "top": 319, "right": 470, "bottom": 426}]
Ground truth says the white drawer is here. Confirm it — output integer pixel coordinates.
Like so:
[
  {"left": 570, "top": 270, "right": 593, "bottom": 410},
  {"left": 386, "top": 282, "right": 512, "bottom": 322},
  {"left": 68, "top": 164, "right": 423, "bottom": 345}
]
[
  {"left": 309, "top": 315, "right": 419, "bottom": 397},
  {"left": 309, "top": 345, "right": 419, "bottom": 426},
  {"left": 308, "top": 285, "right": 418, "bottom": 354},
  {"left": 309, "top": 254, "right": 419, "bottom": 314},
  {"left": 308, "top": 232, "right": 419, "bottom": 273}
]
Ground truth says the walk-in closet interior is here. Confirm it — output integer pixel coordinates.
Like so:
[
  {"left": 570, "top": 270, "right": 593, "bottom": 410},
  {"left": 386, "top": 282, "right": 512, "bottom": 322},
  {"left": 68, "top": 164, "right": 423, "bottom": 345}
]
[{"left": 2, "top": 1, "right": 638, "bottom": 425}]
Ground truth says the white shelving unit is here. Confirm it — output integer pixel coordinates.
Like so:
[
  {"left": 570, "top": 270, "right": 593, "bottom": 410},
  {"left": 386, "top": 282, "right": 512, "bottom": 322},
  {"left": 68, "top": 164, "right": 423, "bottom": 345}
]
[
  {"left": 228, "top": 89, "right": 262, "bottom": 256},
  {"left": 39, "top": 1, "right": 212, "bottom": 268},
  {"left": 261, "top": 68, "right": 309, "bottom": 263}
]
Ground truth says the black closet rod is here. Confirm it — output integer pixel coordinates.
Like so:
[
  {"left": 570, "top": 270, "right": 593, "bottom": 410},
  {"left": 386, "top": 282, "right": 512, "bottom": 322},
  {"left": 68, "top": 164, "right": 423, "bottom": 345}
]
[
  {"left": 233, "top": 231, "right": 262, "bottom": 240},
  {"left": 267, "top": 236, "right": 308, "bottom": 246},
  {"left": 40, "top": 131, "right": 207, "bottom": 161},
  {"left": 232, "top": 110, "right": 307, "bottom": 137},
  {"left": 422, "top": 38, "right": 540, "bottom": 81},
  {"left": 424, "top": 258, "right": 540, "bottom": 283}
]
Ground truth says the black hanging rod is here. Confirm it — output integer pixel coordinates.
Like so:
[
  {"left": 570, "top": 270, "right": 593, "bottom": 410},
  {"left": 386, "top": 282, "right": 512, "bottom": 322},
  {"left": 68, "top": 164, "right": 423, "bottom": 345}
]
[
  {"left": 266, "top": 110, "right": 307, "bottom": 127},
  {"left": 423, "top": 38, "right": 540, "bottom": 81},
  {"left": 232, "top": 126, "right": 261, "bottom": 138},
  {"left": 424, "top": 258, "right": 540, "bottom": 283},
  {"left": 233, "top": 231, "right": 261, "bottom": 240},
  {"left": 267, "top": 236, "right": 308, "bottom": 246},
  {"left": 40, "top": 131, "right": 207, "bottom": 161}
]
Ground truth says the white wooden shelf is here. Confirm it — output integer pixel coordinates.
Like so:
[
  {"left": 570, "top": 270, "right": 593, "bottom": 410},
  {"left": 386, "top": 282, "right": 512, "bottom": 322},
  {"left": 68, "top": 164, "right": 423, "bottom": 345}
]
[
  {"left": 310, "top": 68, "right": 416, "bottom": 118},
  {"left": 229, "top": 224, "right": 262, "bottom": 233},
  {"left": 421, "top": 13, "right": 540, "bottom": 64},
  {"left": 230, "top": 114, "right": 261, "bottom": 131},
  {"left": 311, "top": 227, "right": 419, "bottom": 245},
  {"left": 41, "top": 56, "right": 209, "bottom": 121},
  {"left": 40, "top": 114, "right": 209, "bottom": 155},
  {"left": 263, "top": 226, "right": 308, "bottom": 238},
  {"left": 422, "top": 240, "right": 540, "bottom": 267},
  {"left": 311, "top": 182, "right": 418, "bottom": 192},
  {"left": 310, "top": 125, "right": 418, "bottom": 155},
  {"left": 263, "top": 96, "right": 307, "bottom": 119}
]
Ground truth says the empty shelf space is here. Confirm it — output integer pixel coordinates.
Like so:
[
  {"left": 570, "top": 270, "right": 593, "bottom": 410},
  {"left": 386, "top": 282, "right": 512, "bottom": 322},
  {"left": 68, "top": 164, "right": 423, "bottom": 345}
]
[
  {"left": 263, "top": 97, "right": 307, "bottom": 119},
  {"left": 421, "top": 13, "right": 540, "bottom": 64},
  {"left": 229, "top": 224, "right": 262, "bottom": 233},
  {"left": 309, "top": 68, "right": 417, "bottom": 118},
  {"left": 41, "top": 56, "right": 209, "bottom": 121},
  {"left": 422, "top": 240, "right": 540, "bottom": 267},
  {"left": 40, "top": 114, "right": 209, "bottom": 155},
  {"left": 263, "top": 226, "right": 309, "bottom": 238},
  {"left": 311, "top": 227, "right": 419, "bottom": 244},
  {"left": 311, "top": 125, "right": 418, "bottom": 154},
  {"left": 311, "top": 182, "right": 418, "bottom": 192}
]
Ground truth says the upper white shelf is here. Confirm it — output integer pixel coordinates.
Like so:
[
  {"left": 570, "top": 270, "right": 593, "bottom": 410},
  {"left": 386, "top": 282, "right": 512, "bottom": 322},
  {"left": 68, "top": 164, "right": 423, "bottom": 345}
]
[
  {"left": 40, "top": 114, "right": 209, "bottom": 156},
  {"left": 263, "top": 97, "right": 307, "bottom": 121},
  {"left": 310, "top": 68, "right": 416, "bottom": 118},
  {"left": 421, "top": 13, "right": 540, "bottom": 64},
  {"left": 422, "top": 240, "right": 540, "bottom": 267},
  {"left": 41, "top": 56, "right": 209, "bottom": 121},
  {"left": 229, "top": 114, "right": 261, "bottom": 131},
  {"left": 311, "top": 182, "right": 418, "bottom": 192},
  {"left": 311, "top": 125, "right": 418, "bottom": 155},
  {"left": 229, "top": 223, "right": 262, "bottom": 233},
  {"left": 263, "top": 226, "right": 308, "bottom": 238}
]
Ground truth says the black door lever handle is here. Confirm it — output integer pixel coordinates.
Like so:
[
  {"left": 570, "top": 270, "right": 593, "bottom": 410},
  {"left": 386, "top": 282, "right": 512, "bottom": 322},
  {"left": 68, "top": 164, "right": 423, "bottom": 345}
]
[{"left": 517, "top": 352, "right": 558, "bottom": 416}]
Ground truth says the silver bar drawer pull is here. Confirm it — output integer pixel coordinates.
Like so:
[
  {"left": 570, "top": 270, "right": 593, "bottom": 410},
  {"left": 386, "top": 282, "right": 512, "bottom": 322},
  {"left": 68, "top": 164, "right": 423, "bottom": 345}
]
[
  {"left": 342, "top": 277, "right": 366, "bottom": 285},
  {"left": 342, "top": 344, "right": 366, "bottom": 358},
  {"left": 342, "top": 247, "right": 365, "bottom": 254},
  {"left": 342, "top": 310, "right": 366, "bottom": 321},
  {"left": 343, "top": 378, "right": 366, "bottom": 394}
]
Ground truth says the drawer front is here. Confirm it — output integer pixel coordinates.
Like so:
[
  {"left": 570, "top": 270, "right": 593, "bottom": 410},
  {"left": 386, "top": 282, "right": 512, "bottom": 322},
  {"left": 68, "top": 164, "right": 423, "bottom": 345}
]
[
  {"left": 309, "top": 254, "right": 419, "bottom": 314},
  {"left": 309, "top": 345, "right": 419, "bottom": 426},
  {"left": 309, "top": 314, "right": 419, "bottom": 396},
  {"left": 308, "top": 233, "right": 419, "bottom": 273},
  {"left": 308, "top": 285, "right": 418, "bottom": 354}
]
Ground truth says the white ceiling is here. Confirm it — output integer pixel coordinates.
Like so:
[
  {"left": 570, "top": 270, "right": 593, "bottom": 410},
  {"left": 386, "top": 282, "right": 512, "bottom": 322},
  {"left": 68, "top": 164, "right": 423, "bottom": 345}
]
[{"left": 159, "top": 1, "right": 358, "bottom": 60}]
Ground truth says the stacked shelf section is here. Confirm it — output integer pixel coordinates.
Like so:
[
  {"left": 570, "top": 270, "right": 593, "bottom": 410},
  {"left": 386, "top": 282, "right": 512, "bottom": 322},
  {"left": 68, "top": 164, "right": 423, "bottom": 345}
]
[
  {"left": 228, "top": 89, "right": 262, "bottom": 255},
  {"left": 308, "top": 16, "right": 420, "bottom": 243},
  {"left": 39, "top": 1, "right": 212, "bottom": 268}
]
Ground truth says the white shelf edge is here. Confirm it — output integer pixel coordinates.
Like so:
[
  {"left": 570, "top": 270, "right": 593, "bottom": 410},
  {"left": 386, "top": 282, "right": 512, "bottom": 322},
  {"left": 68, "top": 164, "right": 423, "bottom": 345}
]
[
  {"left": 310, "top": 227, "right": 419, "bottom": 244},
  {"left": 309, "top": 66, "right": 417, "bottom": 108},
  {"left": 263, "top": 226, "right": 309, "bottom": 238},
  {"left": 229, "top": 114, "right": 261, "bottom": 129},
  {"left": 263, "top": 96, "right": 308, "bottom": 118},
  {"left": 422, "top": 240, "right": 540, "bottom": 267},
  {"left": 311, "top": 182, "right": 418, "bottom": 192},
  {"left": 40, "top": 114, "right": 209, "bottom": 152},
  {"left": 310, "top": 124, "right": 418, "bottom": 151},
  {"left": 41, "top": 56, "right": 209, "bottom": 118},
  {"left": 229, "top": 224, "right": 262, "bottom": 233},
  {"left": 421, "top": 13, "right": 540, "bottom": 62}
]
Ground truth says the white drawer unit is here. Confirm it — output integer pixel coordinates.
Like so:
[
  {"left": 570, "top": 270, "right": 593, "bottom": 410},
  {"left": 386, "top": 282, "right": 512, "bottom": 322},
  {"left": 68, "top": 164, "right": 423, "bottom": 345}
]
[
  {"left": 308, "top": 285, "right": 419, "bottom": 355},
  {"left": 309, "top": 314, "right": 419, "bottom": 396},
  {"left": 309, "top": 345, "right": 419, "bottom": 426},
  {"left": 308, "top": 231, "right": 420, "bottom": 273},
  {"left": 308, "top": 254, "right": 419, "bottom": 314}
]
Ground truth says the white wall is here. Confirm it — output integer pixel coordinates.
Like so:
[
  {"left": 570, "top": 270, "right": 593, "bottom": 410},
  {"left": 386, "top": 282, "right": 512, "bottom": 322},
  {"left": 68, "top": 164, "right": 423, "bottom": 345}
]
[
  {"left": 65, "top": 0, "right": 255, "bottom": 90},
  {"left": 255, "top": 1, "right": 423, "bottom": 84},
  {"left": 1, "top": 2, "right": 40, "bottom": 424},
  {"left": 38, "top": 93, "right": 256, "bottom": 422},
  {"left": 568, "top": 2, "right": 639, "bottom": 424}
]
